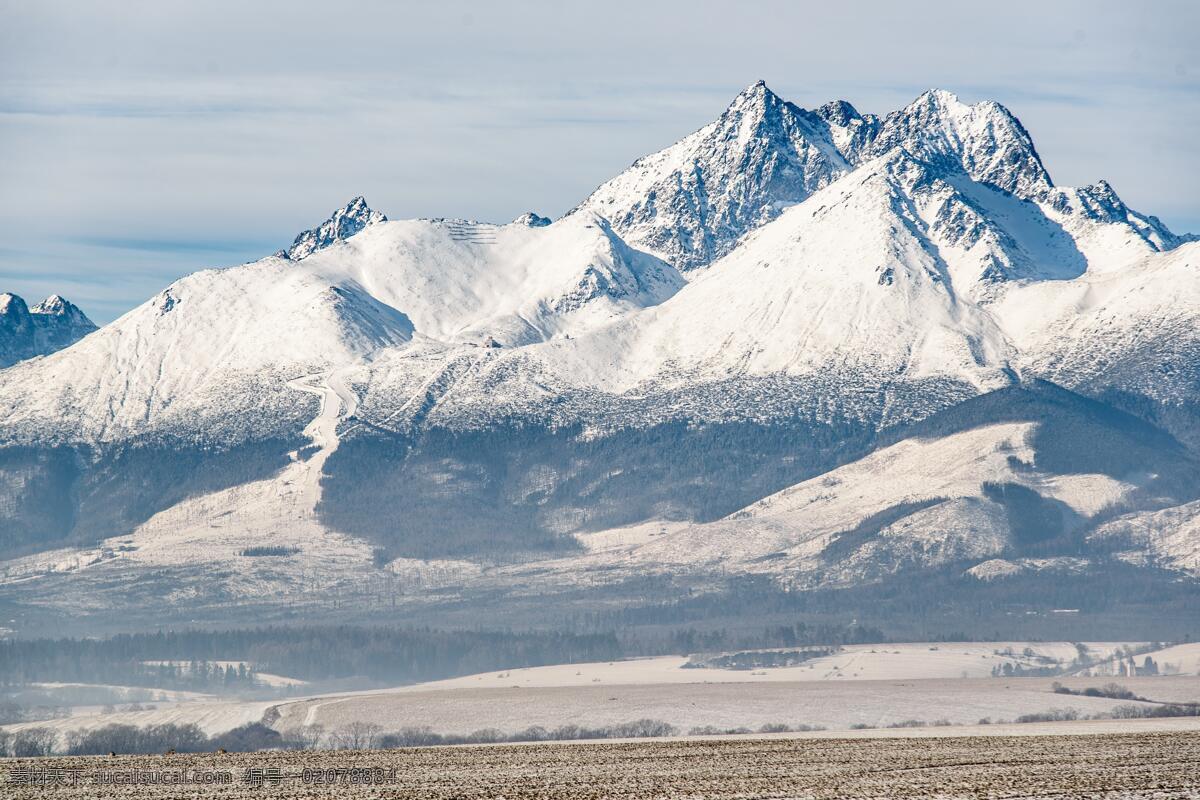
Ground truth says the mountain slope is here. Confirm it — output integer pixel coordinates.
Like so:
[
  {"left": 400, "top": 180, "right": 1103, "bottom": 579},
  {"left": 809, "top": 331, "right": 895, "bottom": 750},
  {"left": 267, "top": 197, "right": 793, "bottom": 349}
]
[
  {"left": 313, "top": 154, "right": 1197, "bottom": 564},
  {"left": 298, "top": 210, "right": 681, "bottom": 347},
  {"left": 375, "top": 142, "right": 1179, "bottom": 432},
  {"left": 996, "top": 241, "right": 1200, "bottom": 446},
  {"left": 0, "top": 210, "right": 681, "bottom": 446},
  {"left": 0, "top": 261, "right": 414, "bottom": 445},
  {"left": 572, "top": 382, "right": 1199, "bottom": 587},
  {"left": 563, "top": 151, "right": 1014, "bottom": 390}
]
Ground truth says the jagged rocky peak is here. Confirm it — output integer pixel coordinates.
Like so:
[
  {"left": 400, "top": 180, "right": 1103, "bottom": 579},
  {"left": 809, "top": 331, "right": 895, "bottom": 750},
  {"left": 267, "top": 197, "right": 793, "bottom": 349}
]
[
  {"left": 860, "top": 89, "right": 1054, "bottom": 199},
  {"left": 724, "top": 78, "right": 779, "bottom": 113},
  {"left": 284, "top": 196, "right": 388, "bottom": 260},
  {"left": 3, "top": 292, "right": 95, "bottom": 330},
  {"left": 31, "top": 294, "right": 67, "bottom": 313},
  {"left": 575, "top": 79, "right": 851, "bottom": 272},
  {"left": 715, "top": 79, "right": 834, "bottom": 153},
  {"left": 31, "top": 294, "right": 94, "bottom": 326},
  {"left": 0, "top": 292, "right": 96, "bottom": 368},
  {"left": 576, "top": 83, "right": 1061, "bottom": 275},
  {"left": 512, "top": 211, "right": 551, "bottom": 227},
  {"left": 1065, "top": 180, "right": 1191, "bottom": 249},
  {"left": 814, "top": 99, "right": 862, "bottom": 127}
]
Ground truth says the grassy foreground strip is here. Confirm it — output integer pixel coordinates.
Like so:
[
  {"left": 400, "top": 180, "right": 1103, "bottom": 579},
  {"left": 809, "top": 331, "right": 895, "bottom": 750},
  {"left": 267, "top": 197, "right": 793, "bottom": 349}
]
[{"left": 2, "top": 731, "right": 1199, "bottom": 799}]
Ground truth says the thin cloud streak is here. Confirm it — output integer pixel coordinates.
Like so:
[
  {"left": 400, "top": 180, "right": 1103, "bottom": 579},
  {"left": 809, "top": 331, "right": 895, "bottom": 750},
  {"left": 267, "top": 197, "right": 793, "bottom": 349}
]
[{"left": 1, "top": 0, "right": 1196, "bottom": 323}]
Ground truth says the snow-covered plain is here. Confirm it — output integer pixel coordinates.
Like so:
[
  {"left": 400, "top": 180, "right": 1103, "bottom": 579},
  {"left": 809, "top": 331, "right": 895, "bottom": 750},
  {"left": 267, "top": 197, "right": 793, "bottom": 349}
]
[
  {"left": 0, "top": 698, "right": 276, "bottom": 738},
  {"left": 273, "top": 677, "right": 1200, "bottom": 737},
  {"left": 11, "top": 641, "right": 1200, "bottom": 743},
  {"left": 351, "top": 642, "right": 1139, "bottom": 691},
  {"left": 245, "top": 642, "right": 1200, "bottom": 736}
]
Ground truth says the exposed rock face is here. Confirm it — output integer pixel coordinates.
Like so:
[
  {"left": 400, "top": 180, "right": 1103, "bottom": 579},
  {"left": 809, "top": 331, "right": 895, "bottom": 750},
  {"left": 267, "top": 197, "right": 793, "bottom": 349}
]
[
  {"left": 513, "top": 212, "right": 552, "bottom": 227},
  {"left": 575, "top": 80, "right": 852, "bottom": 271},
  {"left": 284, "top": 196, "right": 387, "bottom": 260},
  {"left": 0, "top": 292, "right": 96, "bottom": 368}
]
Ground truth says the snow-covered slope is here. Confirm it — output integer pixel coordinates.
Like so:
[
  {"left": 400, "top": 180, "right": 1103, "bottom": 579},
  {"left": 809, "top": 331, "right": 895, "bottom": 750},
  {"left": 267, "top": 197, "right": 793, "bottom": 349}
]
[
  {"left": 565, "top": 151, "right": 1014, "bottom": 389},
  {"left": 0, "top": 293, "right": 96, "bottom": 368},
  {"left": 556, "top": 380, "right": 1196, "bottom": 588},
  {"left": 373, "top": 146, "right": 1194, "bottom": 434},
  {"left": 0, "top": 210, "right": 680, "bottom": 445},
  {"left": 999, "top": 242, "right": 1200, "bottom": 409},
  {"left": 0, "top": 260, "right": 414, "bottom": 444},
  {"left": 599, "top": 422, "right": 1038, "bottom": 579},
  {"left": 299, "top": 210, "right": 681, "bottom": 347},
  {"left": 1090, "top": 500, "right": 1200, "bottom": 574}
]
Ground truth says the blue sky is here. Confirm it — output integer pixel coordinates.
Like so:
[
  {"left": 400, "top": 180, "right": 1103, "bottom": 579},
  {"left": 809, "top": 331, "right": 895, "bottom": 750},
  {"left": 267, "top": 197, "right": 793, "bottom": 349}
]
[{"left": 2, "top": 0, "right": 1197, "bottom": 323}]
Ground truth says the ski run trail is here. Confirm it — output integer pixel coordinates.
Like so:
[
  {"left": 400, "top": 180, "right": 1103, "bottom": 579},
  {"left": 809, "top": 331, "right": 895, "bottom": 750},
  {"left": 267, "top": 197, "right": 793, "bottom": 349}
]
[{"left": 285, "top": 367, "right": 359, "bottom": 515}]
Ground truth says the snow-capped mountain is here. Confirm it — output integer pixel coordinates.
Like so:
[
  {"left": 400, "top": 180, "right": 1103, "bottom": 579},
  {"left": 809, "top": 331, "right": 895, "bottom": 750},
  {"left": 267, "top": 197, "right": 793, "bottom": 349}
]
[
  {"left": 0, "top": 292, "right": 96, "bottom": 368},
  {"left": 575, "top": 81, "right": 851, "bottom": 272},
  {"left": 0, "top": 83, "right": 1197, "bottom": 628},
  {"left": 576, "top": 83, "right": 1187, "bottom": 276}
]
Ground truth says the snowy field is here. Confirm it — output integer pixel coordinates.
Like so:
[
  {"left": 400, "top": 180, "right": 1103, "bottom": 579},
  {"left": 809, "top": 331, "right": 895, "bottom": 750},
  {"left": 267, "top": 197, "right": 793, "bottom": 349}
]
[
  {"left": 1, "top": 698, "right": 276, "bottom": 738},
  {"left": 372, "top": 642, "right": 1142, "bottom": 691},
  {"left": 273, "top": 676, "right": 1200, "bottom": 736},
  {"left": 9, "top": 641, "right": 1198, "bottom": 745}
]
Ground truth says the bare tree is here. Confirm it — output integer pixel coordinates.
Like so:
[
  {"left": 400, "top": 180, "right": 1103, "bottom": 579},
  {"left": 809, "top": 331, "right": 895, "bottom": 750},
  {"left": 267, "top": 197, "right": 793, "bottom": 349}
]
[
  {"left": 330, "top": 722, "right": 382, "bottom": 750},
  {"left": 12, "top": 727, "right": 58, "bottom": 757},
  {"left": 281, "top": 724, "right": 325, "bottom": 751}
]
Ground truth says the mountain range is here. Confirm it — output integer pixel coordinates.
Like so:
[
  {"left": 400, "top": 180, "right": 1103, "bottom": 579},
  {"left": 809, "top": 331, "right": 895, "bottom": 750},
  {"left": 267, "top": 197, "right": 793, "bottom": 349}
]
[{"left": 1, "top": 82, "right": 1196, "bottom": 632}]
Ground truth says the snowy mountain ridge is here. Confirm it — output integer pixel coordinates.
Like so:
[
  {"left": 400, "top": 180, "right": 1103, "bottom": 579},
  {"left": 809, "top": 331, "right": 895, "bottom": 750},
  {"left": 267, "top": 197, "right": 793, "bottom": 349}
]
[
  {"left": 0, "top": 82, "right": 1197, "bottom": 625},
  {"left": 577, "top": 83, "right": 1186, "bottom": 274}
]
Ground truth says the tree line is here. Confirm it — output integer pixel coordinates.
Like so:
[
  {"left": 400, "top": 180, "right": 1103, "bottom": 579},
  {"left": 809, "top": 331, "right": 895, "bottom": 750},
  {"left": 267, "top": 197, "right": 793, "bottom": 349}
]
[{"left": 0, "top": 621, "right": 888, "bottom": 691}]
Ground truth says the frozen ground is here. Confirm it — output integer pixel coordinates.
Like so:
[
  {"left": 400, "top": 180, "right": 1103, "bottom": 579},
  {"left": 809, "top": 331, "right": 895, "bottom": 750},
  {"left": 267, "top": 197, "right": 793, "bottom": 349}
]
[{"left": 6, "top": 730, "right": 1200, "bottom": 799}]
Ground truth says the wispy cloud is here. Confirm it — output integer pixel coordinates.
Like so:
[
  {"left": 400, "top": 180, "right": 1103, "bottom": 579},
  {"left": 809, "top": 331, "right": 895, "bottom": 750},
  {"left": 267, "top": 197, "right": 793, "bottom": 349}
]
[
  {"left": 69, "top": 235, "right": 279, "bottom": 255},
  {"left": 1, "top": 0, "right": 1196, "bottom": 323}
]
